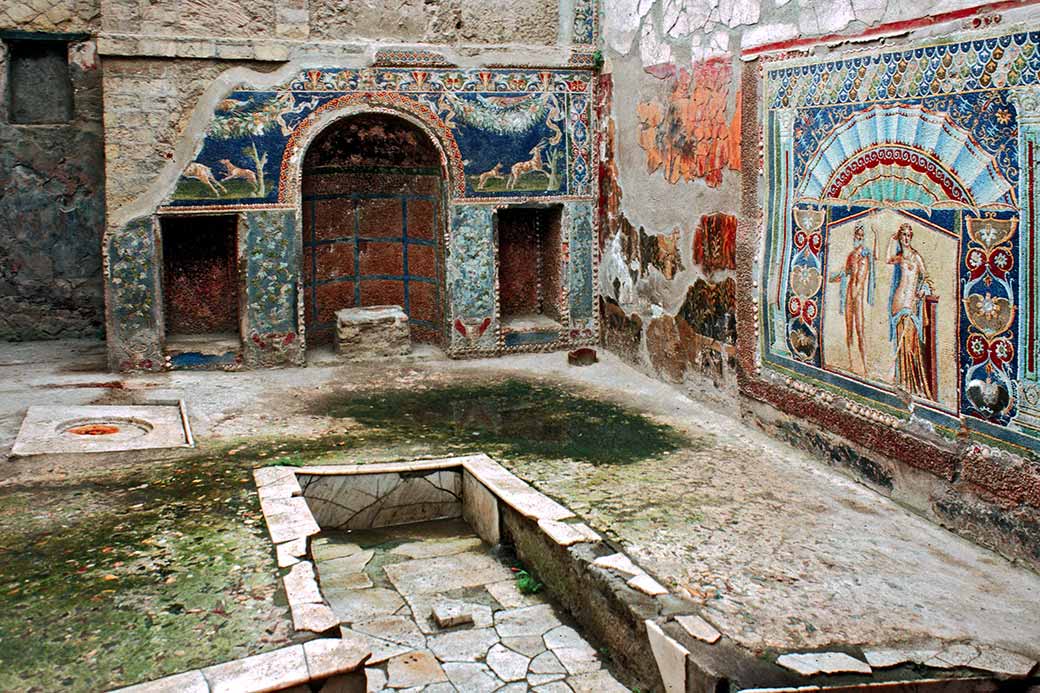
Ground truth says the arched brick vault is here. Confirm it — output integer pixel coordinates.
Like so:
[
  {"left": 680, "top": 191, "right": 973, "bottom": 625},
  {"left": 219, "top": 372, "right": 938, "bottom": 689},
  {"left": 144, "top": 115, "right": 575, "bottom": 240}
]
[{"left": 279, "top": 92, "right": 466, "bottom": 205}]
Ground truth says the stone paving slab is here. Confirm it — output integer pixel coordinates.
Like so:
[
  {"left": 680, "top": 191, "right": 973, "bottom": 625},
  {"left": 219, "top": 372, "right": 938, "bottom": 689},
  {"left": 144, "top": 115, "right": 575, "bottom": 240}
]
[{"left": 12, "top": 404, "right": 191, "bottom": 456}]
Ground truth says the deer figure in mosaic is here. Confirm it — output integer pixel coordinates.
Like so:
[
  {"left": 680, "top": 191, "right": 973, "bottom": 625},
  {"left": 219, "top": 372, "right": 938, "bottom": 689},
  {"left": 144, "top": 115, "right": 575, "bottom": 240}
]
[
  {"left": 182, "top": 162, "right": 226, "bottom": 197},
  {"left": 507, "top": 141, "right": 548, "bottom": 190},
  {"left": 476, "top": 163, "right": 505, "bottom": 190}
]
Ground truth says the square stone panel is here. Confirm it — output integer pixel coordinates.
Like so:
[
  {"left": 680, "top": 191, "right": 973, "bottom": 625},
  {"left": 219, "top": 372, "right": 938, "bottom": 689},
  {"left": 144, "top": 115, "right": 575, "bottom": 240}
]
[{"left": 12, "top": 404, "right": 192, "bottom": 457}]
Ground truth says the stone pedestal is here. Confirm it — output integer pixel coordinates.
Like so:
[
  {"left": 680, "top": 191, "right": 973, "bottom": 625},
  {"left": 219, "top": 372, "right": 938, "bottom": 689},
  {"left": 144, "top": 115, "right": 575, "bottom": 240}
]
[{"left": 335, "top": 305, "right": 411, "bottom": 359}]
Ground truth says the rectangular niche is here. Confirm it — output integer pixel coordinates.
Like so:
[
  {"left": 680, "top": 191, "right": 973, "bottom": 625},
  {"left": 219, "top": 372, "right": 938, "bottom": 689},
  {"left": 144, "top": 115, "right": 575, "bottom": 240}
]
[
  {"left": 160, "top": 215, "right": 241, "bottom": 356},
  {"left": 496, "top": 205, "right": 564, "bottom": 330}
]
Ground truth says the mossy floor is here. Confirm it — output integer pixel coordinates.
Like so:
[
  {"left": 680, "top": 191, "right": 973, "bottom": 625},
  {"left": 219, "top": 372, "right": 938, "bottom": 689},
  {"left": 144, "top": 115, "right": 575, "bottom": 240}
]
[{"left": 0, "top": 375, "right": 688, "bottom": 692}]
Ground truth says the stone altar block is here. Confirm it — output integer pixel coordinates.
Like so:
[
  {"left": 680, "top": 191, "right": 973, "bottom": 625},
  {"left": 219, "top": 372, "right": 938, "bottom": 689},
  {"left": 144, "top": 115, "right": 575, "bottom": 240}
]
[{"left": 335, "top": 306, "right": 411, "bottom": 359}]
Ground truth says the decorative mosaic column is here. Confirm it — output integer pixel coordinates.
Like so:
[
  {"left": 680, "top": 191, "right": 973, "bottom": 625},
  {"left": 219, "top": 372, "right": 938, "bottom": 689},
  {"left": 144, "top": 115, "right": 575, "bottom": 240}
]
[
  {"left": 240, "top": 211, "right": 304, "bottom": 368},
  {"left": 566, "top": 200, "right": 595, "bottom": 331},
  {"left": 768, "top": 108, "right": 797, "bottom": 357},
  {"left": 447, "top": 205, "right": 497, "bottom": 354},
  {"left": 106, "top": 217, "right": 164, "bottom": 371},
  {"left": 1011, "top": 86, "right": 1040, "bottom": 421}
]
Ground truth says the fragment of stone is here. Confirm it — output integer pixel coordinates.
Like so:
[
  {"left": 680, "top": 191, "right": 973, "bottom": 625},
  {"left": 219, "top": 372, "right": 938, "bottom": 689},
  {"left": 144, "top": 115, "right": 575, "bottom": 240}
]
[
  {"left": 532, "top": 681, "right": 573, "bottom": 692},
  {"left": 265, "top": 502, "right": 321, "bottom": 544},
  {"left": 202, "top": 644, "right": 309, "bottom": 693},
  {"left": 318, "top": 673, "right": 367, "bottom": 693},
  {"left": 627, "top": 573, "right": 668, "bottom": 596},
  {"left": 339, "top": 627, "right": 414, "bottom": 665},
  {"left": 970, "top": 645, "right": 1038, "bottom": 677},
  {"left": 538, "top": 519, "right": 600, "bottom": 546},
  {"left": 776, "top": 652, "right": 872, "bottom": 676},
  {"left": 496, "top": 683, "right": 530, "bottom": 693},
  {"left": 442, "top": 661, "right": 505, "bottom": 693},
  {"left": 428, "top": 627, "right": 500, "bottom": 662},
  {"left": 303, "top": 638, "right": 371, "bottom": 679},
  {"left": 322, "top": 571, "right": 374, "bottom": 591},
  {"left": 591, "top": 553, "right": 643, "bottom": 578},
  {"left": 408, "top": 593, "right": 494, "bottom": 634},
  {"left": 486, "top": 643, "right": 530, "bottom": 681},
  {"left": 487, "top": 579, "right": 544, "bottom": 609},
  {"left": 544, "top": 625, "right": 600, "bottom": 675},
  {"left": 433, "top": 602, "right": 476, "bottom": 628},
  {"left": 922, "top": 643, "right": 980, "bottom": 670},
  {"left": 365, "top": 667, "right": 387, "bottom": 692},
  {"left": 112, "top": 669, "right": 209, "bottom": 693},
  {"left": 675, "top": 614, "right": 721, "bottom": 644},
  {"left": 254, "top": 466, "right": 299, "bottom": 487},
  {"left": 863, "top": 646, "right": 937, "bottom": 669},
  {"left": 353, "top": 615, "right": 428, "bottom": 650},
  {"left": 312, "top": 539, "right": 364, "bottom": 562},
  {"left": 528, "top": 672, "right": 567, "bottom": 686},
  {"left": 390, "top": 535, "right": 482, "bottom": 560},
  {"left": 463, "top": 456, "right": 574, "bottom": 522},
  {"left": 463, "top": 471, "right": 501, "bottom": 545},
  {"left": 568, "top": 669, "right": 630, "bottom": 692},
  {"left": 386, "top": 651, "right": 448, "bottom": 689},
  {"left": 646, "top": 620, "right": 689, "bottom": 693},
  {"left": 384, "top": 551, "right": 513, "bottom": 595},
  {"left": 284, "top": 561, "right": 323, "bottom": 605},
  {"left": 291, "top": 602, "right": 340, "bottom": 633},
  {"left": 258, "top": 480, "right": 303, "bottom": 500},
  {"left": 530, "top": 649, "right": 567, "bottom": 675},
  {"left": 502, "top": 635, "right": 548, "bottom": 658},
  {"left": 328, "top": 587, "right": 406, "bottom": 623},
  {"left": 422, "top": 684, "right": 458, "bottom": 693},
  {"left": 276, "top": 537, "right": 307, "bottom": 568},
  {"left": 495, "top": 604, "right": 561, "bottom": 638},
  {"left": 321, "top": 549, "right": 375, "bottom": 576}
]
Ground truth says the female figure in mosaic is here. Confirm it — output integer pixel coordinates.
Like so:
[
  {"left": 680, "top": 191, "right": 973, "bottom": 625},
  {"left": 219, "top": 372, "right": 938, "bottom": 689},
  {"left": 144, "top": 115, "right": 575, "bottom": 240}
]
[{"left": 886, "top": 223, "right": 935, "bottom": 400}]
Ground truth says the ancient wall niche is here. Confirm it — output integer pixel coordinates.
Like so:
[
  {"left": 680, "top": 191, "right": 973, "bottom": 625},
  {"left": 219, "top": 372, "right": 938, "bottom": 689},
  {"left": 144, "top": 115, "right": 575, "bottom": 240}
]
[{"left": 496, "top": 205, "right": 564, "bottom": 329}]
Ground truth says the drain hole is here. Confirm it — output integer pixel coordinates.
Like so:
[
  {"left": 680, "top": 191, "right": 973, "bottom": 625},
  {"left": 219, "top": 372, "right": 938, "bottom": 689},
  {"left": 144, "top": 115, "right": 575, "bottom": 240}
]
[{"left": 67, "top": 424, "right": 121, "bottom": 436}]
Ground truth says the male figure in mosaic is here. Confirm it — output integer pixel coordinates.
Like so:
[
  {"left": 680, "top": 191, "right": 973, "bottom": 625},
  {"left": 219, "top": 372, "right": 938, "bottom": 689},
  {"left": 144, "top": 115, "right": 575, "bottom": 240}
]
[
  {"left": 828, "top": 222, "right": 876, "bottom": 374},
  {"left": 886, "top": 222, "right": 935, "bottom": 400}
]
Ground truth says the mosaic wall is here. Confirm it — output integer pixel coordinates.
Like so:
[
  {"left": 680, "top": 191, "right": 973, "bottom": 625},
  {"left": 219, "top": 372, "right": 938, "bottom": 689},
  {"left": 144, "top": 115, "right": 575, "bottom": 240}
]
[
  {"left": 761, "top": 28, "right": 1040, "bottom": 454},
  {"left": 106, "top": 65, "right": 598, "bottom": 368}
]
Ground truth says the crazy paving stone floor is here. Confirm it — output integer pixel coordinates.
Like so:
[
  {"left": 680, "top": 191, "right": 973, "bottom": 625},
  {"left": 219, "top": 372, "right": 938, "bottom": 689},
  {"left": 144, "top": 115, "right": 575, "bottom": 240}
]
[{"left": 313, "top": 518, "right": 628, "bottom": 692}]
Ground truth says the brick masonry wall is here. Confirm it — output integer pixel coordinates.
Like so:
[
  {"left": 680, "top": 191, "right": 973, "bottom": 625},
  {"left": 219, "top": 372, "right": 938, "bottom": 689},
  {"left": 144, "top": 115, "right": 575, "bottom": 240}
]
[{"left": 0, "top": 40, "right": 105, "bottom": 340}]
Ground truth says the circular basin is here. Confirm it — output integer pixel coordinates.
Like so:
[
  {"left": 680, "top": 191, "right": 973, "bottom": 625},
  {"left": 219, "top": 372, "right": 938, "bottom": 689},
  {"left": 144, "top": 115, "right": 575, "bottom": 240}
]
[{"left": 58, "top": 417, "right": 153, "bottom": 440}]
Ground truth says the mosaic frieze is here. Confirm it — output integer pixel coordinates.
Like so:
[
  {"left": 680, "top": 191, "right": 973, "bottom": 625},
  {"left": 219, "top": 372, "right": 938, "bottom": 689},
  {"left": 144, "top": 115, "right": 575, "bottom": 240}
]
[
  {"left": 166, "top": 68, "right": 594, "bottom": 208},
  {"left": 761, "top": 28, "right": 1040, "bottom": 454}
]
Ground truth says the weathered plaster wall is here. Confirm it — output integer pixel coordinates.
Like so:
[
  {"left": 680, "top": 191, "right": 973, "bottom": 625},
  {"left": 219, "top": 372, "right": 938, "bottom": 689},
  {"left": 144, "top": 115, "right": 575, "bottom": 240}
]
[
  {"left": 1, "top": 0, "right": 98, "bottom": 32},
  {"left": 0, "top": 40, "right": 105, "bottom": 341},
  {"left": 601, "top": 0, "right": 1040, "bottom": 568}
]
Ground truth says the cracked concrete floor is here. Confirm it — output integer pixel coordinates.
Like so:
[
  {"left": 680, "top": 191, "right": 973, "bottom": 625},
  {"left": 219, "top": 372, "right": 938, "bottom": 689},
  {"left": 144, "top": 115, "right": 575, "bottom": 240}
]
[{"left": 2, "top": 339, "right": 1039, "bottom": 664}]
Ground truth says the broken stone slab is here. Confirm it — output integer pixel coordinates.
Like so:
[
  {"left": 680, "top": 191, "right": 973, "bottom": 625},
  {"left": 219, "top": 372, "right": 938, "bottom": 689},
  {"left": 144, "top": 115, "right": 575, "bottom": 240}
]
[
  {"left": 365, "top": 667, "right": 387, "bottom": 691},
  {"left": 338, "top": 626, "right": 413, "bottom": 665},
  {"left": 312, "top": 539, "right": 364, "bottom": 562},
  {"left": 591, "top": 552, "right": 643, "bottom": 578},
  {"left": 384, "top": 551, "right": 513, "bottom": 595},
  {"left": 462, "top": 456, "right": 574, "bottom": 522},
  {"left": 405, "top": 593, "right": 494, "bottom": 634},
  {"left": 390, "top": 535, "right": 482, "bottom": 560},
  {"left": 486, "top": 579, "right": 544, "bottom": 609},
  {"left": 530, "top": 649, "right": 566, "bottom": 675},
  {"left": 544, "top": 626, "right": 600, "bottom": 675},
  {"left": 264, "top": 508, "right": 321, "bottom": 545},
  {"left": 502, "top": 635, "right": 547, "bottom": 658},
  {"left": 463, "top": 471, "right": 501, "bottom": 546},
  {"left": 320, "top": 549, "right": 375, "bottom": 576},
  {"left": 283, "top": 561, "right": 323, "bottom": 606},
  {"left": 863, "top": 646, "right": 939, "bottom": 669},
  {"left": 441, "top": 661, "right": 504, "bottom": 693},
  {"left": 537, "top": 519, "right": 600, "bottom": 546},
  {"left": 427, "top": 626, "right": 500, "bottom": 662},
  {"left": 628, "top": 573, "right": 668, "bottom": 596},
  {"left": 646, "top": 620, "right": 689, "bottom": 693},
  {"left": 776, "top": 652, "right": 872, "bottom": 676},
  {"left": 257, "top": 479, "right": 303, "bottom": 501},
  {"left": 527, "top": 672, "right": 566, "bottom": 686},
  {"left": 111, "top": 669, "right": 209, "bottom": 693},
  {"left": 568, "top": 669, "right": 630, "bottom": 692},
  {"left": 302, "top": 638, "right": 371, "bottom": 679},
  {"left": 495, "top": 604, "right": 561, "bottom": 638},
  {"left": 386, "top": 650, "right": 447, "bottom": 688},
  {"left": 675, "top": 614, "right": 721, "bottom": 644},
  {"left": 970, "top": 645, "right": 1038, "bottom": 677},
  {"left": 327, "top": 587, "right": 405, "bottom": 623},
  {"left": 254, "top": 466, "right": 299, "bottom": 487},
  {"left": 336, "top": 305, "right": 411, "bottom": 359},
  {"left": 276, "top": 537, "right": 308, "bottom": 568},
  {"left": 202, "top": 644, "right": 310, "bottom": 693},
  {"left": 353, "top": 615, "right": 427, "bottom": 650},
  {"left": 922, "top": 643, "right": 980, "bottom": 670},
  {"left": 486, "top": 642, "right": 530, "bottom": 682},
  {"left": 291, "top": 602, "right": 340, "bottom": 634},
  {"left": 432, "top": 602, "right": 476, "bottom": 629},
  {"left": 321, "top": 570, "right": 373, "bottom": 592}
]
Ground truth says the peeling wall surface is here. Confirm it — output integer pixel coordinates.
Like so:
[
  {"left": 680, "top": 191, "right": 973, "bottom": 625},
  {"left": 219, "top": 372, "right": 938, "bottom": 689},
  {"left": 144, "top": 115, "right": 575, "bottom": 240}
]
[
  {"left": 0, "top": 39, "right": 105, "bottom": 341},
  {"left": 599, "top": 0, "right": 1040, "bottom": 566}
]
